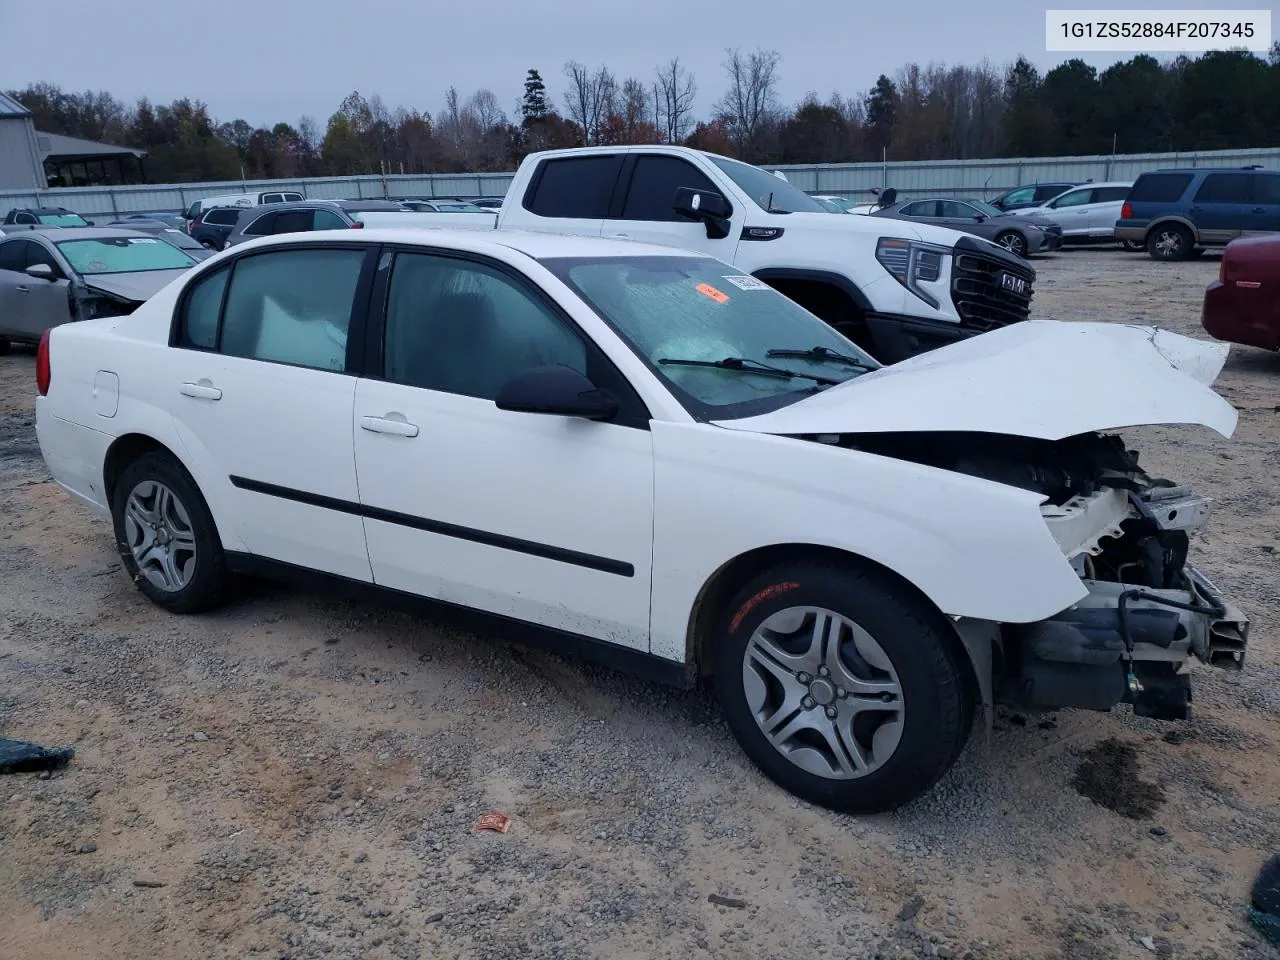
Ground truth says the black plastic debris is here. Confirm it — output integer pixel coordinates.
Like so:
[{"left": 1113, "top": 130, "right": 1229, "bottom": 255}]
[
  {"left": 1251, "top": 854, "right": 1280, "bottom": 948},
  {"left": 0, "top": 738, "right": 75, "bottom": 775}
]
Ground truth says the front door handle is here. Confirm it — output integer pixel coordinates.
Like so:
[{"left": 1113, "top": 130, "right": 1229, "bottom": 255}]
[
  {"left": 15, "top": 285, "right": 30, "bottom": 294},
  {"left": 1252, "top": 207, "right": 1266, "bottom": 214},
  {"left": 360, "top": 415, "right": 419, "bottom": 438},
  {"left": 179, "top": 380, "right": 222, "bottom": 400},
  {"left": 609, "top": 232, "right": 630, "bottom": 238}
]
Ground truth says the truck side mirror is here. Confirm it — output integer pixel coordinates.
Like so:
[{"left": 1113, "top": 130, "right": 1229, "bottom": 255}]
[{"left": 672, "top": 187, "right": 733, "bottom": 240}]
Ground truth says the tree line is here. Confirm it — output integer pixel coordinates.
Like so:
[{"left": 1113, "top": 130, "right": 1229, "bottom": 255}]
[{"left": 8, "top": 44, "right": 1280, "bottom": 187}]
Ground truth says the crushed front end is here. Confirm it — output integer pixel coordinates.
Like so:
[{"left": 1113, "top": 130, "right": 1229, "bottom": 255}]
[{"left": 835, "top": 429, "right": 1250, "bottom": 722}]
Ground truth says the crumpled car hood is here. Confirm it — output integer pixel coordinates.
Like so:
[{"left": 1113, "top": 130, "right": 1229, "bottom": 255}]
[
  {"left": 712, "top": 320, "right": 1237, "bottom": 441},
  {"left": 82, "top": 269, "right": 190, "bottom": 303}
]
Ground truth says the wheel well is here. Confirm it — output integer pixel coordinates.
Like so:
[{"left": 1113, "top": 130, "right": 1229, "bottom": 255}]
[
  {"left": 103, "top": 434, "right": 177, "bottom": 504},
  {"left": 1147, "top": 219, "right": 1194, "bottom": 239},
  {"left": 758, "top": 278, "right": 872, "bottom": 353},
  {"left": 687, "top": 543, "right": 981, "bottom": 699}
]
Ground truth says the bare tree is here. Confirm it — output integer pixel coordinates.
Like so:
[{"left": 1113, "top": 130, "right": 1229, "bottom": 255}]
[
  {"left": 714, "top": 47, "right": 782, "bottom": 155},
  {"left": 468, "top": 88, "right": 507, "bottom": 130},
  {"left": 561, "top": 61, "right": 616, "bottom": 145},
  {"left": 618, "top": 78, "right": 654, "bottom": 141},
  {"left": 654, "top": 57, "right": 696, "bottom": 143}
]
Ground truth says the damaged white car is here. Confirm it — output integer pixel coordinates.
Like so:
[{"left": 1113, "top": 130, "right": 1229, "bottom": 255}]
[{"left": 33, "top": 229, "right": 1250, "bottom": 813}]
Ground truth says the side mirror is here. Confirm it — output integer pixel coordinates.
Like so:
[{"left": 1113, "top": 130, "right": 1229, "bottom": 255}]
[
  {"left": 84, "top": 219, "right": 96, "bottom": 226},
  {"left": 672, "top": 187, "right": 732, "bottom": 240},
  {"left": 974, "top": 214, "right": 987, "bottom": 222},
  {"left": 25, "top": 263, "right": 56, "bottom": 281},
  {"left": 494, "top": 364, "right": 619, "bottom": 421}
]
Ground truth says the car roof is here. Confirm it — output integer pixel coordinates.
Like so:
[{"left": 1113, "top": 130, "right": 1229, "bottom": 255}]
[
  {"left": 3, "top": 226, "right": 148, "bottom": 242},
  {"left": 225, "top": 227, "right": 702, "bottom": 261}
]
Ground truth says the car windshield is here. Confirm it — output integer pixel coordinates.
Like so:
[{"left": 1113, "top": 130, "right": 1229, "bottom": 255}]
[
  {"left": 55, "top": 236, "right": 197, "bottom": 274},
  {"left": 542, "top": 254, "right": 877, "bottom": 419},
  {"left": 708, "top": 157, "right": 826, "bottom": 214},
  {"left": 967, "top": 200, "right": 1006, "bottom": 217},
  {"left": 38, "top": 213, "right": 90, "bottom": 226},
  {"left": 159, "top": 228, "right": 204, "bottom": 251}
]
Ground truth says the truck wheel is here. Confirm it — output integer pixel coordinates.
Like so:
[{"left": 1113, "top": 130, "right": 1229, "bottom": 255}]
[
  {"left": 1147, "top": 224, "right": 1192, "bottom": 261},
  {"left": 995, "top": 231, "right": 1027, "bottom": 258},
  {"left": 111, "top": 452, "right": 231, "bottom": 614},
  {"left": 713, "top": 560, "right": 973, "bottom": 814}
]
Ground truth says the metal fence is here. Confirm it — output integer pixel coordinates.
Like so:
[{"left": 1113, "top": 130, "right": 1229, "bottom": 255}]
[{"left": 1, "top": 147, "right": 1276, "bottom": 216}]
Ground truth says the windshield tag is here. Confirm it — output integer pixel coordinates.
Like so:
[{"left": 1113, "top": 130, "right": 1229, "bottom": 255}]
[
  {"left": 126, "top": 237, "right": 159, "bottom": 243},
  {"left": 695, "top": 283, "right": 729, "bottom": 304},
  {"left": 722, "top": 275, "right": 769, "bottom": 291}
]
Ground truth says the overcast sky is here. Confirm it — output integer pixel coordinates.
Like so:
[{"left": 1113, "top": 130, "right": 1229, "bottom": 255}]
[{"left": 0, "top": 0, "right": 1264, "bottom": 128}]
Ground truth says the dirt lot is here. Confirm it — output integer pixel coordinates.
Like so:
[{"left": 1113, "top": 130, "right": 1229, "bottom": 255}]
[{"left": 1, "top": 247, "right": 1277, "bottom": 960}]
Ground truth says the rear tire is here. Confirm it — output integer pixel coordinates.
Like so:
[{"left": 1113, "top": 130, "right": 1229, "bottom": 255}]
[
  {"left": 111, "top": 452, "right": 231, "bottom": 613},
  {"left": 1121, "top": 240, "right": 1144, "bottom": 252},
  {"left": 713, "top": 560, "right": 973, "bottom": 814},
  {"left": 1147, "top": 224, "right": 1193, "bottom": 261}
]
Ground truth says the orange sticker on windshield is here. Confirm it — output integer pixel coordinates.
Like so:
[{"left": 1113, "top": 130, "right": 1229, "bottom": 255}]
[{"left": 696, "top": 283, "right": 729, "bottom": 304}]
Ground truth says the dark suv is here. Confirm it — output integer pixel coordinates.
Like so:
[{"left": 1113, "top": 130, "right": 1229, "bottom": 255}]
[
  {"left": 1115, "top": 167, "right": 1280, "bottom": 261},
  {"left": 223, "top": 200, "right": 409, "bottom": 248},
  {"left": 190, "top": 207, "right": 245, "bottom": 250}
]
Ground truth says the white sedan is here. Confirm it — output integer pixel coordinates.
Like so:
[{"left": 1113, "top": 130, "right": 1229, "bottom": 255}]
[{"left": 34, "top": 228, "right": 1250, "bottom": 813}]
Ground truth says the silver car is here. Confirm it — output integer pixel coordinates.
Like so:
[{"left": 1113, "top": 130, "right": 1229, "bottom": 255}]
[
  {"left": 871, "top": 197, "right": 1063, "bottom": 258},
  {"left": 1003, "top": 181, "right": 1135, "bottom": 247},
  {"left": 0, "top": 227, "right": 198, "bottom": 352}
]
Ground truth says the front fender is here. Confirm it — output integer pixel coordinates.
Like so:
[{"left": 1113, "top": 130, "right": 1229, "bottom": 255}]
[{"left": 648, "top": 422, "right": 1084, "bottom": 661}]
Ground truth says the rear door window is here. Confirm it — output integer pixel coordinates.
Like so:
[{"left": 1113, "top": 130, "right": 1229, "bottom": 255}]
[
  {"left": 1049, "top": 189, "right": 1093, "bottom": 208},
  {"left": 1094, "top": 186, "right": 1131, "bottom": 202},
  {"left": 272, "top": 210, "right": 315, "bottom": 234},
  {"left": 1193, "top": 174, "right": 1253, "bottom": 204},
  {"left": 1128, "top": 173, "right": 1194, "bottom": 203},
  {"left": 244, "top": 212, "right": 278, "bottom": 236},
  {"left": 312, "top": 210, "right": 348, "bottom": 230},
  {"left": 205, "top": 209, "right": 242, "bottom": 226},
  {"left": 524, "top": 155, "right": 623, "bottom": 219}
]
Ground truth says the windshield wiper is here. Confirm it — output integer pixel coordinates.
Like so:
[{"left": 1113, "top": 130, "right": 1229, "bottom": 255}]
[
  {"left": 656, "top": 356, "right": 842, "bottom": 385},
  {"left": 765, "top": 345, "right": 879, "bottom": 371}
]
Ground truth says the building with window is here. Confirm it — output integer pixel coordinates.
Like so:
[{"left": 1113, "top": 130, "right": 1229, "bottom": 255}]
[{"left": 0, "top": 92, "right": 147, "bottom": 190}]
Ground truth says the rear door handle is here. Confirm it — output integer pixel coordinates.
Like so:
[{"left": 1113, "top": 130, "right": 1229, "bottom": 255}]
[
  {"left": 360, "top": 415, "right": 419, "bottom": 438},
  {"left": 1252, "top": 207, "right": 1266, "bottom": 214},
  {"left": 179, "top": 381, "right": 222, "bottom": 400},
  {"left": 609, "top": 232, "right": 630, "bottom": 238},
  {"left": 15, "top": 285, "right": 29, "bottom": 294}
]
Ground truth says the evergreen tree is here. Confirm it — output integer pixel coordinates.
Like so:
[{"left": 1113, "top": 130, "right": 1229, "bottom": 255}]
[{"left": 521, "top": 69, "right": 548, "bottom": 126}]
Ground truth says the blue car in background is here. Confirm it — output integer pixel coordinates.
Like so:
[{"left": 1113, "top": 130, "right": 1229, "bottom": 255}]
[{"left": 1115, "top": 166, "right": 1280, "bottom": 261}]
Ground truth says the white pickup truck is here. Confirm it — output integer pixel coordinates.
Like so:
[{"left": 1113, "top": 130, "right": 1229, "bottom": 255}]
[{"left": 382, "top": 145, "right": 1038, "bottom": 363}]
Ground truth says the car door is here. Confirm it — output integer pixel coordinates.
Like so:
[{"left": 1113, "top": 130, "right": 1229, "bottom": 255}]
[
  {"left": 19, "top": 238, "right": 74, "bottom": 336},
  {"left": 1246, "top": 173, "right": 1280, "bottom": 235},
  {"left": 602, "top": 153, "right": 740, "bottom": 258},
  {"left": 1189, "top": 173, "right": 1253, "bottom": 243},
  {"left": 1043, "top": 187, "right": 1095, "bottom": 236},
  {"left": 0, "top": 238, "right": 31, "bottom": 338},
  {"left": 518, "top": 153, "right": 621, "bottom": 239},
  {"left": 352, "top": 247, "right": 655, "bottom": 651},
  {"left": 0, "top": 238, "right": 71, "bottom": 339},
  {"left": 935, "top": 200, "right": 987, "bottom": 234},
  {"left": 166, "top": 243, "right": 377, "bottom": 581},
  {"left": 1086, "top": 186, "right": 1132, "bottom": 236}
]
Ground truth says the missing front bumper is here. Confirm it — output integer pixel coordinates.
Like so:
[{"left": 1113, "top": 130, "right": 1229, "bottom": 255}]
[{"left": 996, "top": 567, "right": 1250, "bottom": 720}]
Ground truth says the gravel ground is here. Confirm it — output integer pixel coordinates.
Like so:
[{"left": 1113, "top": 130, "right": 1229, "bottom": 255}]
[{"left": 1, "top": 247, "right": 1277, "bottom": 960}]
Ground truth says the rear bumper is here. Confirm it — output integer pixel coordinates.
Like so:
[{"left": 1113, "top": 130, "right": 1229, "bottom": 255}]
[{"left": 1202, "top": 281, "right": 1280, "bottom": 351}]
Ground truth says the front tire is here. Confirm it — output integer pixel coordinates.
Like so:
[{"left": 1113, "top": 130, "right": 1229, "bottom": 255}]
[
  {"left": 111, "top": 452, "right": 231, "bottom": 613},
  {"left": 713, "top": 561, "right": 973, "bottom": 814},
  {"left": 995, "top": 231, "right": 1028, "bottom": 258}
]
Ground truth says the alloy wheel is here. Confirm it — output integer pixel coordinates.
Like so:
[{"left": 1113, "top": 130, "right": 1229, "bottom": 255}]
[{"left": 123, "top": 480, "right": 197, "bottom": 592}]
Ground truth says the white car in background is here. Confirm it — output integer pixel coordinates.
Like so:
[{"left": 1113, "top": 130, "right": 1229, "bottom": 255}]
[
  {"left": 33, "top": 228, "right": 1249, "bottom": 813},
  {"left": 1005, "top": 182, "right": 1135, "bottom": 246}
]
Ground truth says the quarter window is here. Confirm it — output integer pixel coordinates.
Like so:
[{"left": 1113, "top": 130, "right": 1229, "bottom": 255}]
[
  {"left": 900, "top": 201, "right": 936, "bottom": 217},
  {"left": 312, "top": 210, "right": 348, "bottom": 230},
  {"left": 383, "top": 253, "right": 586, "bottom": 401},
  {"left": 219, "top": 249, "right": 365, "bottom": 370},
  {"left": 180, "top": 265, "right": 229, "bottom": 350}
]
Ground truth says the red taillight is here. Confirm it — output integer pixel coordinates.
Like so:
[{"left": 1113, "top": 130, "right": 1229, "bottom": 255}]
[
  {"left": 1120, "top": 202, "right": 1133, "bottom": 219},
  {"left": 36, "top": 329, "right": 51, "bottom": 396},
  {"left": 349, "top": 221, "right": 364, "bottom": 229}
]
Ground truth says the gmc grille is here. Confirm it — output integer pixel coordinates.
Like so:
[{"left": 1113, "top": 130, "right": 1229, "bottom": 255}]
[{"left": 951, "top": 252, "right": 1035, "bottom": 331}]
